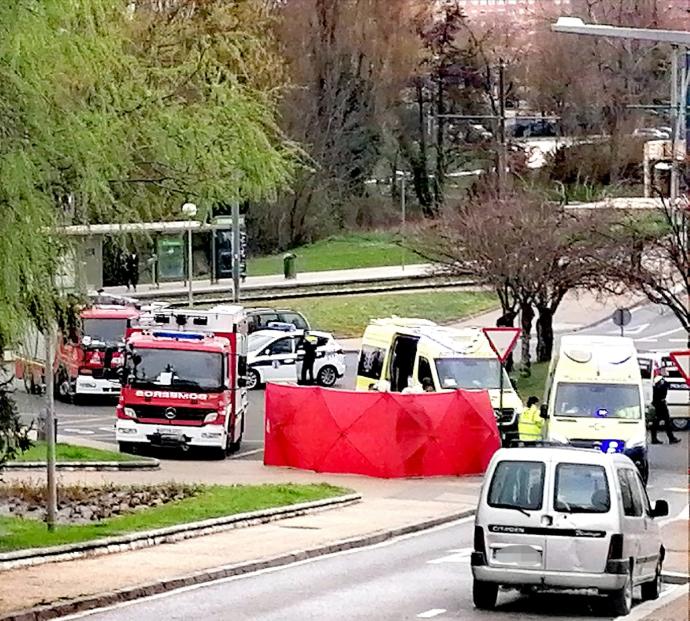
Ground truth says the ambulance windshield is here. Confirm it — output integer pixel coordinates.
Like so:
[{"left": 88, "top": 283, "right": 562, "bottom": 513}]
[
  {"left": 127, "top": 348, "right": 224, "bottom": 392},
  {"left": 554, "top": 382, "right": 642, "bottom": 419},
  {"left": 435, "top": 358, "right": 510, "bottom": 390}
]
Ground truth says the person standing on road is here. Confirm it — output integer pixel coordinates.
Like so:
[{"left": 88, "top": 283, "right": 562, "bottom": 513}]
[
  {"left": 300, "top": 332, "right": 318, "bottom": 385},
  {"left": 518, "top": 396, "right": 544, "bottom": 442},
  {"left": 125, "top": 251, "right": 139, "bottom": 292},
  {"left": 651, "top": 368, "right": 681, "bottom": 445}
]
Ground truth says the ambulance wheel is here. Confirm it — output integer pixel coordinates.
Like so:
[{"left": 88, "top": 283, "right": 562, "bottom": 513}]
[
  {"left": 317, "top": 365, "right": 338, "bottom": 387},
  {"left": 246, "top": 369, "right": 260, "bottom": 391},
  {"left": 118, "top": 442, "right": 137, "bottom": 455},
  {"left": 473, "top": 579, "right": 498, "bottom": 610}
]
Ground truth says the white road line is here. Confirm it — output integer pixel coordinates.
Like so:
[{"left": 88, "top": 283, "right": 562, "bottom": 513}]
[
  {"left": 417, "top": 609, "right": 447, "bottom": 619},
  {"left": 664, "top": 487, "right": 689, "bottom": 493},
  {"left": 427, "top": 547, "right": 473, "bottom": 564},
  {"left": 60, "top": 428, "right": 95, "bottom": 435},
  {"left": 230, "top": 448, "right": 263, "bottom": 459},
  {"left": 98, "top": 427, "right": 116, "bottom": 433},
  {"left": 659, "top": 503, "right": 689, "bottom": 526},
  {"left": 59, "top": 516, "right": 477, "bottom": 620},
  {"left": 637, "top": 327, "right": 684, "bottom": 342}
]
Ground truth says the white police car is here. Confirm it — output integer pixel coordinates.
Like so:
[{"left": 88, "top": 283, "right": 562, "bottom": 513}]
[{"left": 246, "top": 326, "right": 346, "bottom": 390}]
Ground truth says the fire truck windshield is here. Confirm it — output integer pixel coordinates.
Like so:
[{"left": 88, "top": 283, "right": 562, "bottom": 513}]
[
  {"left": 126, "top": 348, "right": 224, "bottom": 392},
  {"left": 82, "top": 319, "right": 128, "bottom": 345}
]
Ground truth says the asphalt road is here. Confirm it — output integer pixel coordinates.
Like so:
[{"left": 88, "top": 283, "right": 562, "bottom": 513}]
[
  {"left": 14, "top": 303, "right": 689, "bottom": 461},
  {"left": 60, "top": 445, "right": 688, "bottom": 621}
]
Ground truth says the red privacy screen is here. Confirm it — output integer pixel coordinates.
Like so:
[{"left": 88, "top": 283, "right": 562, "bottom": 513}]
[{"left": 264, "top": 384, "right": 500, "bottom": 478}]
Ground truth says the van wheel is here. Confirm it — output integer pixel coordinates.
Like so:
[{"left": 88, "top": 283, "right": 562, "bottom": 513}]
[
  {"left": 641, "top": 560, "right": 662, "bottom": 601},
  {"left": 473, "top": 579, "right": 498, "bottom": 610},
  {"left": 608, "top": 566, "right": 633, "bottom": 616}
]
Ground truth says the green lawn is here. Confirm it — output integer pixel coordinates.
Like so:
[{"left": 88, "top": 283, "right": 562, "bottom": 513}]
[
  {"left": 512, "top": 362, "right": 550, "bottom": 401},
  {"left": 0, "top": 483, "right": 347, "bottom": 552},
  {"left": 279, "top": 290, "right": 497, "bottom": 337},
  {"left": 247, "top": 232, "right": 423, "bottom": 276},
  {"left": 14, "top": 442, "right": 132, "bottom": 463}
]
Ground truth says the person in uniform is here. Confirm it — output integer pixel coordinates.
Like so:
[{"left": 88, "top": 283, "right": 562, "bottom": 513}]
[
  {"left": 651, "top": 367, "right": 681, "bottom": 445},
  {"left": 518, "top": 396, "right": 544, "bottom": 442}
]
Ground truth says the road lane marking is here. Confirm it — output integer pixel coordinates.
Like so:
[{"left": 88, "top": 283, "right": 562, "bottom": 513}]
[
  {"left": 60, "top": 428, "right": 95, "bottom": 435},
  {"left": 664, "top": 487, "right": 689, "bottom": 493},
  {"left": 59, "top": 516, "right": 477, "bottom": 620},
  {"left": 427, "top": 547, "right": 473, "bottom": 564},
  {"left": 417, "top": 609, "right": 446, "bottom": 618},
  {"left": 98, "top": 427, "right": 116, "bottom": 433},
  {"left": 230, "top": 448, "right": 263, "bottom": 459},
  {"left": 659, "top": 503, "right": 689, "bottom": 525},
  {"left": 637, "top": 327, "right": 684, "bottom": 342}
]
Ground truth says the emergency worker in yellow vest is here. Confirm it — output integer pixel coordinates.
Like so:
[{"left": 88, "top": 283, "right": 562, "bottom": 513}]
[{"left": 518, "top": 396, "right": 544, "bottom": 441}]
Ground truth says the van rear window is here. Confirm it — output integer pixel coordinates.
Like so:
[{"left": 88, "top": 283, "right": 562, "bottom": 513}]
[
  {"left": 554, "top": 463, "right": 610, "bottom": 514},
  {"left": 488, "top": 461, "right": 545, "bottom": 511}
]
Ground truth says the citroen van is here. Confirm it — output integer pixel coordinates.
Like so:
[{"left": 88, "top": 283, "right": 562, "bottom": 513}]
[
  {"left": 356, "top": 318, "right": 523, "bottom": 436},
  {"left": 543, "top": 336, "right": 648, "bottom": 481},
  {"left": 472, "top": 446, "right": 668, "bottom": 615}
]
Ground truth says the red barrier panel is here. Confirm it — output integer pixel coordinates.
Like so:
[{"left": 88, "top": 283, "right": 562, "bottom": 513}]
[{"left": 264, "top": 384, "right": 500, "bottom": 478}]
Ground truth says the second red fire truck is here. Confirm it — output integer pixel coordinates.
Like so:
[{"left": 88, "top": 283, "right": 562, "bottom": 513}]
[{"left": 116, "top": 305, "right": 249, "bottom": 458}]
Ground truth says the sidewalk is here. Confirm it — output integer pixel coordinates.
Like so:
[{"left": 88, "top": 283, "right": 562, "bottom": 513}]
[
  {"left": 104, "top": 264, "right": 435, "bottom": 300},
  {"left": 338, "top": 288, "right": 644, "bottom": 352},
  {"left": 0, "top": 461, "right": 482, "bottom": 617}
]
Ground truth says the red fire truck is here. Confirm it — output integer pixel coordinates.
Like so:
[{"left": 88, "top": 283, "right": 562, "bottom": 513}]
[
  {"left": 116, "top": 305, "right": 248, "bottom": 457},
  {"left": 16, "top": 296, "right": 139, "bottom": 401}
]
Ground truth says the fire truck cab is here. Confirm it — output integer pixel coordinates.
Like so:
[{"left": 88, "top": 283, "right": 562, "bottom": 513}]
[{"left": 116, "top": 305, "right": 249, "bottom": 457}]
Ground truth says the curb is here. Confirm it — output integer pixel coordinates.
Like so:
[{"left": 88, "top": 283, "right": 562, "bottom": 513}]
[
  {"left": 661, "top": 570, "right": 690, "bottom": 585},
  {"left": 0, "top": 508, "right": 474, "bottom": 621},
  {"left": 3, "top": 459, "right": 159, "bottom": 472},
  {"left": 0, "top": 493, "right": 361, "bottom": 572}
]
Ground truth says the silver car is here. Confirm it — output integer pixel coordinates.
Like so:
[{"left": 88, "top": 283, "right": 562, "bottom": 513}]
[{"left": 472, "top": 447, "right": 668, "bottom": 616}]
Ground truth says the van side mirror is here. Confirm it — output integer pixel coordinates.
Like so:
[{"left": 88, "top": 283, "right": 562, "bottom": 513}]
[
  {"left": 651, "top": 500, "right": 669, "bottom": 518},
  {"left": 539, "top": 404, "right": 549, "bottom": 419}
]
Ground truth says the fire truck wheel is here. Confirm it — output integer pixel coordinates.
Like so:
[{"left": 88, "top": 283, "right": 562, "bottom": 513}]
[
  {"left": 246, "top": 369, "right": 261, "bottom": 390},
  {"left": 56, "top": 368, "right": 73, "bottom": 403},
  {"left": 118, "top": 442, "right": 137, "bottom": 455}
]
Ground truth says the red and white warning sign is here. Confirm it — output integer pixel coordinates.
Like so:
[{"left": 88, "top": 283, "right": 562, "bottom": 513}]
[
  {"left": 482, "top": 327, "right": 521, "bottom": 363},
  {"left": 669, "top": 350, "right": 690, "bottom": 386}
]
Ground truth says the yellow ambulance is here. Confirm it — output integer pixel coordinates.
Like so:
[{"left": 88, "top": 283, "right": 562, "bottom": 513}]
[
  {"left": 543, "top": 335, "right": 648, "bottom": 481},
  {"left": 356, "top": 317, "right": 524, "bottom": 435}
]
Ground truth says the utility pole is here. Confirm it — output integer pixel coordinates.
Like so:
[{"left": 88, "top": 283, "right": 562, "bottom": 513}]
[
  {"left": 671, "top": 46, "right": 679, "bottom": 202},
  {"left": 44, "top": 328, "right": 57, "bottom": 531},
  {"left": 232, "top": 200, "right": 241, "bottom": 303},
  {"left": 498, "top": 59, "right": 507, "bottom": 197}
]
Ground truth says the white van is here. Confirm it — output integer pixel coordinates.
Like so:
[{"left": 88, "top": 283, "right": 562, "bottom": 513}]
[
  {"left": 356, "top": 319, "right": 523, "bottom": 438},
  {"left": 472, "top": 446, "right": 668, "bottom": 615},
  {"left": 543, "top": 335, "right": 648, "bottom": 481}
]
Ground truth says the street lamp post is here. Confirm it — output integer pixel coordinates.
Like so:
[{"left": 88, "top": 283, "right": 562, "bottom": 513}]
[
  {"left": 182, "top": 202, "right": 197, "bottom": 307},
  {"left": 396, "top": 170, "right": 406, "bottom": 272}
]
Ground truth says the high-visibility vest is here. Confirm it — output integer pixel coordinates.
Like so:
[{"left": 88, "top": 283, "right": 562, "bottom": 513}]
[{"left": 518, "top": 405, "right": 544, "bottom": 441}]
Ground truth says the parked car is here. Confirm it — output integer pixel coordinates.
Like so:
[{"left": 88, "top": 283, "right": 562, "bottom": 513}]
[
  {"left": 246, "top": 328, "right": 345, "bottom": 389},
  {"left": 246, "top": 308, "right": 310, "bottom": 334},
  {"left": 632, "top": 128, "right": 670, "bottom": 140},
  {"left": 638, "top": 352, "right": 689, "bottom": 431},
  {"left": 472, "top": 446, "right": 668, "bottom": 616}
]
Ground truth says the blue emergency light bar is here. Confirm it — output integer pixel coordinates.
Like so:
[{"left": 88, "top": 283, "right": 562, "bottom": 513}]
[
  {"left": 598, "top": 439, "right": 625, "bottom": 454},
  {"left": 151, "top": 331, "right": 206, "bottom": 341}
]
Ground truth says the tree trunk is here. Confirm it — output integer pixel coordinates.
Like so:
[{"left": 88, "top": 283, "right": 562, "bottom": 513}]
[
  {"left": 536, "top": 305, "right": 554, "bottom": 363},
  {"left": 520, "top": 302, "right": 534, "bottom": 375}
]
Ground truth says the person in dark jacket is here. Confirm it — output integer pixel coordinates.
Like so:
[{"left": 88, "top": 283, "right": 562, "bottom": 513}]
[
  {"left": 496, "top": 310, "right": 517, "bottom": 373},
  {"left": 125, "top": 252, "right": 139, "bottom": 292},
  {"left": 651, "top": 368, "right": 681, "bottom": 444},
  {"left": 300, "top": 332, "right": 318, "bottom": 385}
]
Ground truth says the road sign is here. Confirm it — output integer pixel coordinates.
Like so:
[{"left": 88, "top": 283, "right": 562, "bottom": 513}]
[
  {"left": 482, "top": 327, "right": 521, "bottom": 363},
  {"left": 612, "top": 308, "right": 632, "bottom": 327},
  {"left": 669, "top": 350, "right": 690, "bottom": 385}
]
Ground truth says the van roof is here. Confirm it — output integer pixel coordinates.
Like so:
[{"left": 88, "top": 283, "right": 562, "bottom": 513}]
[
  {"left": 492, "top": 446, "right": 633, "bottom": 466},
  {"left": 418, "top": 326, "right": 494, "bottom": 356}
]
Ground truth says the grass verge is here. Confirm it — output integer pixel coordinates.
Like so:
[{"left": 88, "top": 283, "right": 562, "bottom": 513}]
[
  {"left": 273, "top": 290, "right": 497, "bottom": 337},
  {"left": 512, "top": 362, "right": 550, "bottom": 401},
  {"left": 248, "top": 232, "right": 423, "bottom": 276},
  {"left": 0, "top": 483, "right": 348, "bottom": 552},
  {"left": 14, "top": 442, "right": 132, "bottom": 463}
]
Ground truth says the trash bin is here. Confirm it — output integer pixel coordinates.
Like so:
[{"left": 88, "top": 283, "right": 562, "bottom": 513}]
[{"left": 283, "top": 253, "right": 297, "bottom": 280}]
